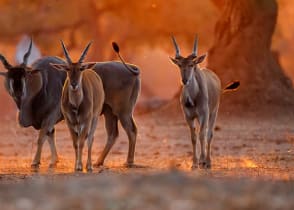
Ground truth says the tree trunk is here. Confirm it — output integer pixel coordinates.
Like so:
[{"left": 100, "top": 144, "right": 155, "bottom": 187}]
[{"left": 208, "top": 0, "right": 294, "bottom": 111}]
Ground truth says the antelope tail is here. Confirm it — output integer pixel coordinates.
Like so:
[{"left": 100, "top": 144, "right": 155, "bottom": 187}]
[
  {"left": 112, "top": 42, "right": 140, "bottom": 76},
  {"left": 222, "top": 81, "right": 240, "bottom": 93}
]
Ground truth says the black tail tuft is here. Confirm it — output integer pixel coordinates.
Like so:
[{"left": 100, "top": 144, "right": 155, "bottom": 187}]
[
  {"left": 112, "top": 42, "right": 120, "bottom": 53},
  {"left": 111, "top": 41, "right": 140, "bottom": 76},
  {"left": 224, "top": 81, "right": 240, "bottom": 90}
]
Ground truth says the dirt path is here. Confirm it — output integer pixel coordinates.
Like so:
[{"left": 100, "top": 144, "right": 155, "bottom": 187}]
[
  {"left": 0, "top": 111, "right": 293, "bottom": 179},
  {"left": 0, "top": 111, "right": 293, "bottom": 209},
  {"left": 0, "top": 172, "right": 293, "bottom": 210}
]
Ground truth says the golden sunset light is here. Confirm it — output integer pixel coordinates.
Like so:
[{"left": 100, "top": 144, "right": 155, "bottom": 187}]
[{"left": 0, "top": 1, "right": 293, "bottom": 209}]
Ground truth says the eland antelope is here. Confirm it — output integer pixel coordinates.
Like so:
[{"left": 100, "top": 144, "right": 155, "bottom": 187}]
[
  {"left": 170, "top": 35, "right": 239, "bottom": 169},
  {"left": 92, "top": 42, "right": 140, "bottom": 168},
  {"left": 0, "top": 39, "right": 66, "bottom": 168},
  {"left": 51, "top": 41, "right": 104, "bottom": 172}
]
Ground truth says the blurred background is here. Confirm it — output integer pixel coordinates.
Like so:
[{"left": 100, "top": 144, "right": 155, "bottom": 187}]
[{"left": 0, "top": 0, "right": 293, "bottom": 116}]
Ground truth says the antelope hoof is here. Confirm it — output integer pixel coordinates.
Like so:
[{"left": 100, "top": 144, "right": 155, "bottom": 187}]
[
  {"left": 199, "top": 155, "right": 207, "bottom": 169},
  {"left": 49, "top": 162, "right": 57, "bottom": 168},
  {"left": 124, "top": 162, "right": 135, "bottom": 168},
  {"left": 205, "top": 164, "right": 211, "bottom": 169},
  {"left": 31, "top": 162, "right": 40, "bottom": 169},
  {"left": 199, "top": 161, "right": 206, "bottom": 169},
  {"left": 198, "top": 160, "right": 207, "bottom": 169},
  {"left": 49, "top": 159, "right": 58, "bottom": 168},
  {"left": 93, "top": 161, "right": 103, "bottom": 168},
  {"left": 199, "top": 160, "right": 211, "bottom": 169},
  {"left": 75, "top": 163, "right": 83, "bottom": 172},
  {"left": 86, "top": 164, "right": 93, "bottom": 172},
  {"left": 191, "top": 158, "right": 198, "bottom": 170},
  {"left": 205, "top": 160, "right": 212, "bottom": 169},
  {"left": 191, "top": 164, "right": 198, "bottom": 170}
]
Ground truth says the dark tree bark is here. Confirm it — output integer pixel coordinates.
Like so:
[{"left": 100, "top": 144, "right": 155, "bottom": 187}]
[{"left": 208, "top": 0, "right": 294, "bottom": 111}]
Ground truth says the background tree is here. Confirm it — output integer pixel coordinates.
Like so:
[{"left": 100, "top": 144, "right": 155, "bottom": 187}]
[
  {"left": 0, "top": 0, "right": 293, "bottom": 114},
  {"left": 208, "top": 0, "right": 294, "bottom": 111}
]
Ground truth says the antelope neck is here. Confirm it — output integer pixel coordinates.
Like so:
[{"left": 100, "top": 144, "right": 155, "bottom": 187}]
[{"left": 69, "top": 85, "right": 83, "bottom": 110}]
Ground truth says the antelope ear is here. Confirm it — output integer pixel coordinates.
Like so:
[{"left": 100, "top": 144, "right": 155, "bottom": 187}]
[
  {"left": 0, "top": 72, "right": 7, "bottom": 77},
  {"left": 170, "top": 57, "right": 179, "bottom": 65},
  {"left": 193, "top": 53, "right": 207, "bottom": 64},
  {"left": 50, "top": 63, "right": 68, "bottom": 71},
  {"left": 81, "top": 62, "right": 97, "bottom": 71}
]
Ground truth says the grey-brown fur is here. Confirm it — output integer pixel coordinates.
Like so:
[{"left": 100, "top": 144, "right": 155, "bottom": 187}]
[
  {"left": 170, "top": 35, "right": 239, "bottom": 169},
  {"left": 62, "top": 70, "right": 104, "bottom": 171},
  {"left": 52, "top": 41, "right": 104, "bottom": 171},
  {"left": 0, "top": 39, "right": 66, "bottom": 168},
  {"left": 92, "top": 43, "right": 140, "bottom": 167},
  {"left": 52, "top": 42, "right": 140, "bottom": 168}
]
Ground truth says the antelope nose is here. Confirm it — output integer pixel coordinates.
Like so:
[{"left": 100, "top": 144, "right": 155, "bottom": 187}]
[
  {"left": 71, "top": 83, "right": 78, "bottom": 90},
  {"left": 182, "top": 79, "right": 187, "bottom": 85}
]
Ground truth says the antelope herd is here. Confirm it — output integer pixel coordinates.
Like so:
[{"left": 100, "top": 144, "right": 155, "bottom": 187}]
[{"left": 0, "top": 36, "right": 239, "bottom": 171}]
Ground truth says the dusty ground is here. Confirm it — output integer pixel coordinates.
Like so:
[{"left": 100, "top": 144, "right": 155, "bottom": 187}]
[{"left": 0, "top": 106, "right": 293, "bottom": 209}]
